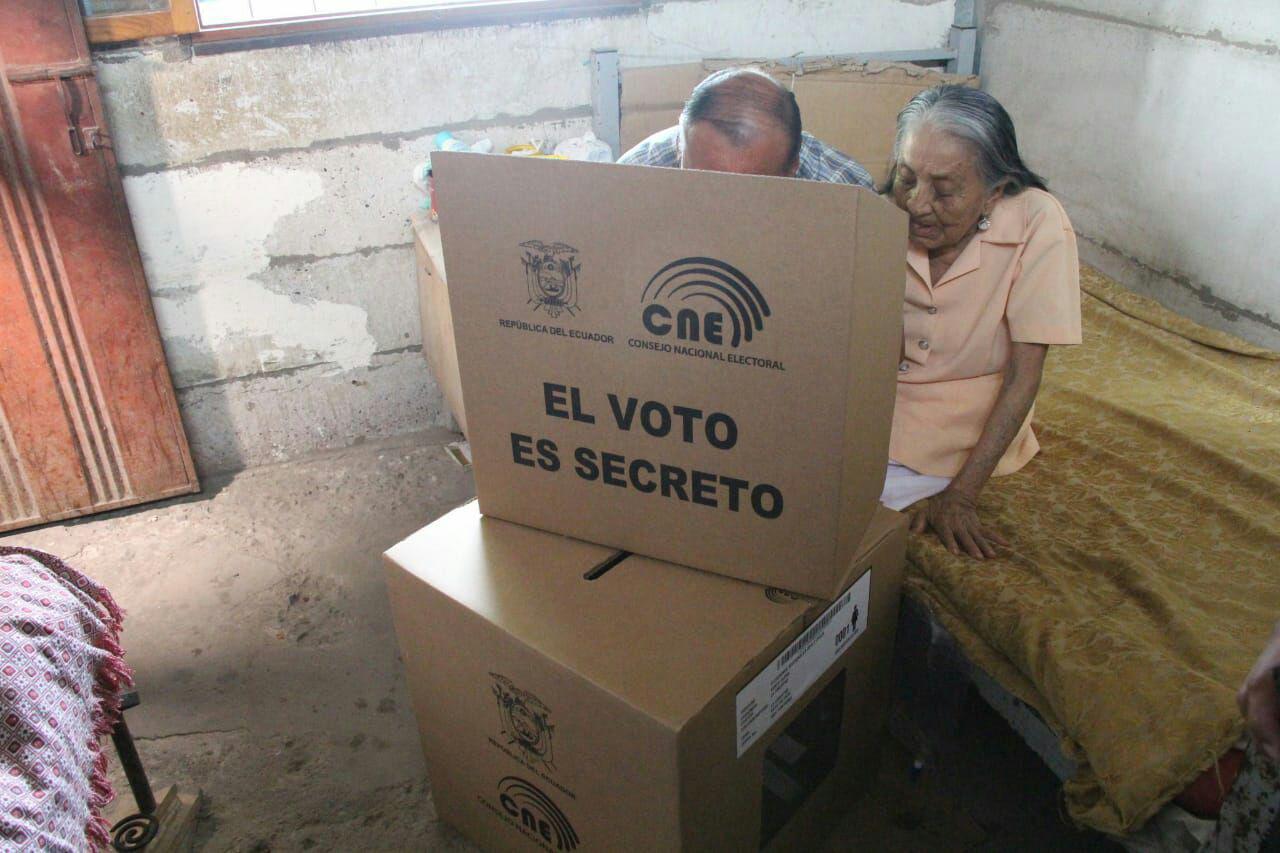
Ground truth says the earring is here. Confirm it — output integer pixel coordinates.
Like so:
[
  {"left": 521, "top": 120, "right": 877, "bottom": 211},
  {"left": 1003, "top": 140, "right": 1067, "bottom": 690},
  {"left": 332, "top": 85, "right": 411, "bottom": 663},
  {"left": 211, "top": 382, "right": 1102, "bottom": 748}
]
[{"left": 977, "top": 214, "right": 991, "bottom": 232}]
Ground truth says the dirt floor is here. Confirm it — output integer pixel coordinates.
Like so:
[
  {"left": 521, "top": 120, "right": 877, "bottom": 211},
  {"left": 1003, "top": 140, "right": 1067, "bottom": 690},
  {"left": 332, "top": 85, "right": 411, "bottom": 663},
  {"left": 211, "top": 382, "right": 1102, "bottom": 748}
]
[{"left": 1, "top": 430, "right": 1119, "bottom": 851}]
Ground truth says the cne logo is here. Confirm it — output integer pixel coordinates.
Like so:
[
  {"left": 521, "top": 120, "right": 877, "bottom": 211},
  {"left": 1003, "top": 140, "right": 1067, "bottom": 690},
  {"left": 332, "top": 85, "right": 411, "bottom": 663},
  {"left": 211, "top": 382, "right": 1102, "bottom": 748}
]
[
  {"left": 498, "top": 776, "right": 580, "bottom": 851},
  {"left": 491, "top": 673, "right": 555, "bottom": 770},
  {"left": 640, "top": 257, "right": 770, "bottom": 348},
  {"left": 521, "top": 240, "right": 581, "bottom": 318}
]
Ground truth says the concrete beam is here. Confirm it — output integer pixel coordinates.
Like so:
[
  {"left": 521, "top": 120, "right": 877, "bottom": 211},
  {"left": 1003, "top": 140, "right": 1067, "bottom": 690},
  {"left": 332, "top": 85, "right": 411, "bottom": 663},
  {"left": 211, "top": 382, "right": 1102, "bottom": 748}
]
[{"left": 590, "top": 48, "right": 621, "bottom": 159}]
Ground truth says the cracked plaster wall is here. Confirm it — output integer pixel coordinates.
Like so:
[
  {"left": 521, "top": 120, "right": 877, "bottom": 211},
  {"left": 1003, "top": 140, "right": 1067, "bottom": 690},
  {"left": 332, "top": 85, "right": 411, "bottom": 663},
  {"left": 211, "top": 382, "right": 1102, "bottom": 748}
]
[
  {"left": 94, "top": 0, "right": 956, "bottom": 474},
  {"left": 980, "top": 0, "right": 1280, "bottom": 350}
]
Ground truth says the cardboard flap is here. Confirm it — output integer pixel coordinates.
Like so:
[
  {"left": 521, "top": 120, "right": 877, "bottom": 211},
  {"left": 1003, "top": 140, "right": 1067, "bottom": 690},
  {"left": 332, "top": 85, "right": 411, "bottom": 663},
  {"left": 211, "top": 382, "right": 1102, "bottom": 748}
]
[
  {"left": 830, "top": 503, "right": 906, "bottom": 595},
  {"left": 412, "top": 213, "right": 467, "bottom": 435},
  {"left": 385, "top": 502, "right": 812, "bottom": 728},
  {"left": 833, "top": 191, "right": 907, "bottom": 585}
]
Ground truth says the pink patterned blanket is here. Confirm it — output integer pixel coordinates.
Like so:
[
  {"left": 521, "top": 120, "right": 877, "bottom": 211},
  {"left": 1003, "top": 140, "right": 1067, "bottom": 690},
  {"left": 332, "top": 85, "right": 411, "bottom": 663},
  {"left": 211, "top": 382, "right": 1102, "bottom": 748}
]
[{"left": 0, "top": 547, "right": 132, "bottom": 852}]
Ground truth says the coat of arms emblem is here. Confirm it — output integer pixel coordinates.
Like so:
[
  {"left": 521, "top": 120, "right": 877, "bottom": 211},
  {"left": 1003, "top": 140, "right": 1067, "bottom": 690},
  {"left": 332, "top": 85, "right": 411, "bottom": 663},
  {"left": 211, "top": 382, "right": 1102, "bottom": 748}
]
[{"left": 520, "top": 240, "right": 580, "bottom": 318}]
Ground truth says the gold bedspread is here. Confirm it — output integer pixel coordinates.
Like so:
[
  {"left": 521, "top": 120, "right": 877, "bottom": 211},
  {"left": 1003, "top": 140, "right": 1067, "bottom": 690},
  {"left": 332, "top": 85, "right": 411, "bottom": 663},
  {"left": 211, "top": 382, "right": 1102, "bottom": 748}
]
[{"left": 904, "top": 267, "right": 1280, "bottom": 835}]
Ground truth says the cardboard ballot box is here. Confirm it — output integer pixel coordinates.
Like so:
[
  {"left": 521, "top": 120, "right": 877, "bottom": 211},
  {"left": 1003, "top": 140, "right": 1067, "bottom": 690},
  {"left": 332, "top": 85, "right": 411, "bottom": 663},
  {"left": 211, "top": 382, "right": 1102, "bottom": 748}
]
[
  {"left": 434, "top": 152, "right": 906, "bottom": 598},
  {"left": 385, "top": 501, "right": 906, "bottom": 852},
  {"left": 411, "top": 211, "right": 468, "bottom": 436}
]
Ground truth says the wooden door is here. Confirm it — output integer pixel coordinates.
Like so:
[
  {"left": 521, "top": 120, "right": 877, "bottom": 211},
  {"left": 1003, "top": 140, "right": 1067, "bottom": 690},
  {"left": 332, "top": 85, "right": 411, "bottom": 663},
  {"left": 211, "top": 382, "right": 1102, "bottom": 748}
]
[{"left": 0, "top": 0, "right": 198, "bottom": 533}]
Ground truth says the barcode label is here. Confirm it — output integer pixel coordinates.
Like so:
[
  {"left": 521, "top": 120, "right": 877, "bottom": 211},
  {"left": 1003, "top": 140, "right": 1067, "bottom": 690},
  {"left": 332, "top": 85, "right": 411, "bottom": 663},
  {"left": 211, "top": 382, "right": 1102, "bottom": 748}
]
[
  {"left": 735, "top": 570, "right": 872, "bottom": 757},
  {"left": 776, "top": 589, "right": 852, "bottom": 671}
]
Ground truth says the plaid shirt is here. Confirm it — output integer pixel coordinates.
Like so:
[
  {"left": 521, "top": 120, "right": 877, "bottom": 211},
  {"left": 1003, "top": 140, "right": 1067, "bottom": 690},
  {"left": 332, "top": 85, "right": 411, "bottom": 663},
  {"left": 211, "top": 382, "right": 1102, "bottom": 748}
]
[{"left": 617, "top": 125, "right": 874, "bottom": 188}]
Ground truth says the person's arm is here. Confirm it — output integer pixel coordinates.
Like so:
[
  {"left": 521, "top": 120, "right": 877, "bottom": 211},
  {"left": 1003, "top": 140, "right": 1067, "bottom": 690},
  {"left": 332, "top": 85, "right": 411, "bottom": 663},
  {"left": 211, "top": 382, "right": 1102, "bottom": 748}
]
[
  {"left": 909, "top": 341, "right": 1047, "bottom": 559},
  {"left": 1239, "top": 622, "right": 1280, "bottom": 762},
  {"left": 617, "top": 126, "right": 679, "bottom": 167}
]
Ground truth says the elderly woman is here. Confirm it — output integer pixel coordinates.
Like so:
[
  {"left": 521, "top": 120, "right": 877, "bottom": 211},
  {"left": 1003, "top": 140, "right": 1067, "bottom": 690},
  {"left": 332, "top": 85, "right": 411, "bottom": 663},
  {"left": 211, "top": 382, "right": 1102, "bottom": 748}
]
[{"left": 879, "top": 85, "right": 1081, "bottom": 560}]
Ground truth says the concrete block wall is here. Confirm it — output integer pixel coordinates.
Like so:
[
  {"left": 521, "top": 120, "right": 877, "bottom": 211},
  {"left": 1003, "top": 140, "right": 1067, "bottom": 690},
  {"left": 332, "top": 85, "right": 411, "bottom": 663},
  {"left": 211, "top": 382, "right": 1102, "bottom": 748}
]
[
  {"left": 94, "top": 0, "right": 957, "bottom": 475},
  {"left": 980, "top": 0, "right": 1280, "bottom": 350}
]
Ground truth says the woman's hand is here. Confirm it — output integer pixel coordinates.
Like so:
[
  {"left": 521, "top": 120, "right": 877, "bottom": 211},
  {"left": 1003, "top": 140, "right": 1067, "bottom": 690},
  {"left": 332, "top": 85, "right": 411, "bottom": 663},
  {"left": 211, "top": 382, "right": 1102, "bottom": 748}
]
[
  {"left": 908, "top": 487, "right": 1008, "bottom": 560},
  {"left": 912, "top": 342, "right": 1045, "bottom": 561},
  {"left": 1238, "top": 623, "right": 1280, "bottom": 762}
]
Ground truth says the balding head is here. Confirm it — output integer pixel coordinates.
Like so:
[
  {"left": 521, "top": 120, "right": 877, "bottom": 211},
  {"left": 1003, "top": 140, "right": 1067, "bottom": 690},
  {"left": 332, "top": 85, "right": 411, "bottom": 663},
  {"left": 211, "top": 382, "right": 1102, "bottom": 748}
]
[{"left": 678, "top": 68, "right": 802, "bottom": 177}]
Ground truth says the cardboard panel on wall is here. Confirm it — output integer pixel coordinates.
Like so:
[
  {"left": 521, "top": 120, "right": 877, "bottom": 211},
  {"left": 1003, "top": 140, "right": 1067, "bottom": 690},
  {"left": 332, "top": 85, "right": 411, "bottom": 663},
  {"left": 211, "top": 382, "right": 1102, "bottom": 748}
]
[
  {"left": 618, "top": 62, "right": 708, "bottom": 156},
  {"left": 385, "top": 501, "right": 907, "bottom": 852},
  {"left": 433, "top": 152, "right": 905, "bottom": 598},
  {"left": 618, "top": 60, "right": 978, "bottom": 185}
]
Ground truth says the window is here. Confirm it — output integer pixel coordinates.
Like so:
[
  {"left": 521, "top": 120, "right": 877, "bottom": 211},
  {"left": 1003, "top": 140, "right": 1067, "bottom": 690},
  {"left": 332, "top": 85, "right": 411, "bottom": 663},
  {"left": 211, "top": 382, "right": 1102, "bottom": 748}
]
[
  {"left": 81, "top": 0, "right": 200, "bottom": 44},
  {"left": 81, "top": 0, "right": 634, "bottom": 45},
  {"left": 196, "top": 0, "right": 559, "bottom": 28},
  {"left": 82, "top": 0, "right": 171, "bottom": 13},
  {"left": 759, "top": 670, "right": 846, "bottom": 847}
]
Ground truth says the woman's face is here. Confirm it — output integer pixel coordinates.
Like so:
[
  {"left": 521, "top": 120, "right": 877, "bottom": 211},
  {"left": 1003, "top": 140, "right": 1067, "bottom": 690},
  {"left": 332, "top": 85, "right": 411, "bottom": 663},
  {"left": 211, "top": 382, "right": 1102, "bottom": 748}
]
[{"left": 891, "top": 125, "right": 998, "bottom": 254}]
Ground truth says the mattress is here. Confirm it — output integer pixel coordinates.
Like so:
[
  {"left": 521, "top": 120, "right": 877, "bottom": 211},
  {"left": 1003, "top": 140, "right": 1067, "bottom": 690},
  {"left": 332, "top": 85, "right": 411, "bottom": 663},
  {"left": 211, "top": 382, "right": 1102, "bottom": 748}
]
[{"left": 903, "top": 268, "right": 1280, "bottom": 834}]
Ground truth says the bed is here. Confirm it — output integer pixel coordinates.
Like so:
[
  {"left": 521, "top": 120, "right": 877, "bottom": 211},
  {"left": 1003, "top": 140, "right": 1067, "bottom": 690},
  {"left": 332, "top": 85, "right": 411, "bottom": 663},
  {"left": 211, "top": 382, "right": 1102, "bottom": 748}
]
[
  {"left": 897, "top": 267, "right": 1280, "bottom": 846},
  {"left": 0, "top": 547, "right": 132, "bottom": 851}
]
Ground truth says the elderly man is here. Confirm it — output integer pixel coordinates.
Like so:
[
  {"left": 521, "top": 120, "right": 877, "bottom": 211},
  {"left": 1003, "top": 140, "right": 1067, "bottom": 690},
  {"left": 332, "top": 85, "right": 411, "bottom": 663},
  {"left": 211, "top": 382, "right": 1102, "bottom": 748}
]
[{"left": 618, "top": 67, "right": 873, "bottom": 186}]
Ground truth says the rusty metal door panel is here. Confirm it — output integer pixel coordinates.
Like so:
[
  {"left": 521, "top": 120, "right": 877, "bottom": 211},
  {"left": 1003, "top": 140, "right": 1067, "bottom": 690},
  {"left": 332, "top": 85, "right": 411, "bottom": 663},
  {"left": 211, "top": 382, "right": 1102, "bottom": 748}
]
[
  {"left": 1, "top": 0, "right": 198, "bottom": 532},
  {"left": 0, "top": 0, "right": 89, "bottom": 71},
  {"left": 0, "top": 193, "right": 91, "bottom": 521}
]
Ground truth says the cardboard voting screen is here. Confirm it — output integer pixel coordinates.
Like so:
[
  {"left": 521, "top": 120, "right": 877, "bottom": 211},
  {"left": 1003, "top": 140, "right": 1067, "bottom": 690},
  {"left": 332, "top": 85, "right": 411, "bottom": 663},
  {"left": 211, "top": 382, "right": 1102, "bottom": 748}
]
[{"left": 434, "top": 152, "right": 905, "bottom": 597}]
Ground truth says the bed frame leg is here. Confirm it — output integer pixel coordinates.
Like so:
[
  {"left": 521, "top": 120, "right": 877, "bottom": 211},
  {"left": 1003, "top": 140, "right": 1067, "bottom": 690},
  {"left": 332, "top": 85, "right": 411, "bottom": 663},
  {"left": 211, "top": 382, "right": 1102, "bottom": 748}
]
[
  {"left": 109, "top": 691, "right": 160, "bottom": 850},
  {"left": 893, "top": 596, "right": 973, "bottom": 762}
]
